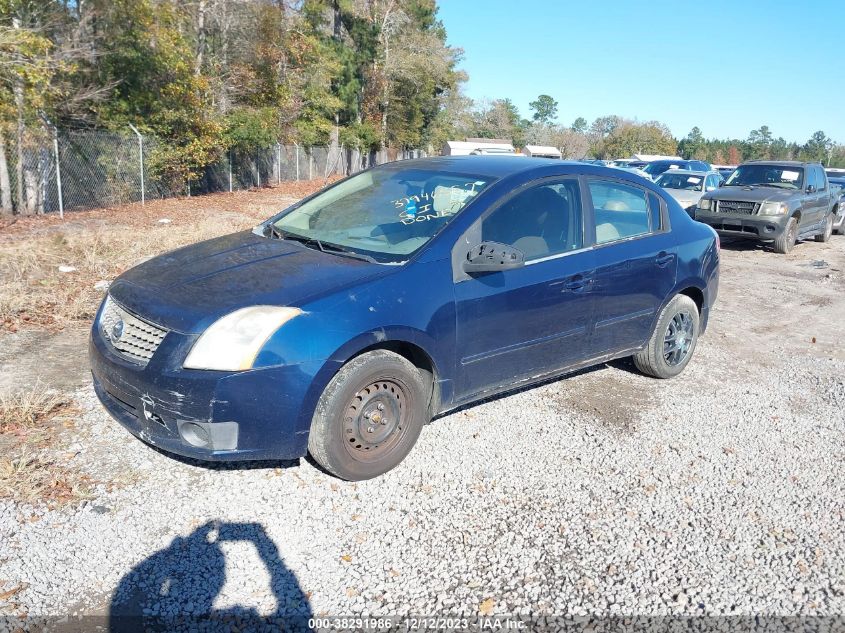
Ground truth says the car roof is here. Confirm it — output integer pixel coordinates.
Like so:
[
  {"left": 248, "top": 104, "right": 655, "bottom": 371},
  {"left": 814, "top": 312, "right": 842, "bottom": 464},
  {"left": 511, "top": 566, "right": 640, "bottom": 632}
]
[
  {"left": 741, "top": 160, "right": 817, "bottom": 167},
  {"left": 660, "top": 169, "right": 714, "bottom": 176},
  {"left": 378, "top": 155, "right": 637, "bottom": 180}
]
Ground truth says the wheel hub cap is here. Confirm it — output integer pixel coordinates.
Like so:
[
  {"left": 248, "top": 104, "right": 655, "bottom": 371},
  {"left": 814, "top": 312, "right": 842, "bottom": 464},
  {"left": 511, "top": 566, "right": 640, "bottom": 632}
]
[{"left": 663, "top": 311, "right": 694, "bottom": 367}]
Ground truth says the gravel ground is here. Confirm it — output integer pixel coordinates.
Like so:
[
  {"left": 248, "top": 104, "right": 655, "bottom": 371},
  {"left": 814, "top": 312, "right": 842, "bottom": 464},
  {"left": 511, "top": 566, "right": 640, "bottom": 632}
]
[{"left": 1, "top": 238, "right": 844, "bottom": 624}]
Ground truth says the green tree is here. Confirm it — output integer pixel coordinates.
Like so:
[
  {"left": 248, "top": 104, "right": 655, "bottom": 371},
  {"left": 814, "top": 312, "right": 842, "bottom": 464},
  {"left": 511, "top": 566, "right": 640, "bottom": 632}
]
[
  {"left": 529, "top": 94, "right": 557, "bottom": 124},
  {"left": 800, "top": 130, "right": 832, "bottom": 163},
  {"left": 571, "top": 117, "right": 587, "bottom": 134}
]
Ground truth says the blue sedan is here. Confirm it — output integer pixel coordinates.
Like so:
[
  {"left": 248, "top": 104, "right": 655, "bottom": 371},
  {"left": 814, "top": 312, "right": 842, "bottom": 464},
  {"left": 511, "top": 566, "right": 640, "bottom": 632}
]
[{"left": 90, "top": 157, "right": 719, "bottom": 480}]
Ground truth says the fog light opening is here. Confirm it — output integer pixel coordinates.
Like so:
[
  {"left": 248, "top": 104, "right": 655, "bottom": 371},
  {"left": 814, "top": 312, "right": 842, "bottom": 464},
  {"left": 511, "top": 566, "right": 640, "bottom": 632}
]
[{"left": 180, "top": 422, "right": 211, "bottom": 448}]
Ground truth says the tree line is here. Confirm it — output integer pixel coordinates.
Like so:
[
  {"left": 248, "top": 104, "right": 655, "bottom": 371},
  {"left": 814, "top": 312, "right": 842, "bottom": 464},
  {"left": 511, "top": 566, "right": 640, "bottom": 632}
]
[
  {"left": 2, "top": 2, "right": 843, "bottom": 215},
  {"left": 0, "top": 0, "right": 462, "bottom": 214},
  {"left": 442, "top": 94, "right": 844, "bottom": 167}
]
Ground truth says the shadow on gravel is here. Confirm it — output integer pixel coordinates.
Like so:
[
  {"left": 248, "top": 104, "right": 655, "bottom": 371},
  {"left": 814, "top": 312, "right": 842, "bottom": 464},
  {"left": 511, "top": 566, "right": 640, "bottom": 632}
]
[
  {"left": 145, "top": 442, "right": 303, "bottom": 473},
  {"left": 108, "top": 521, "right": 312, "bottom": 631}
]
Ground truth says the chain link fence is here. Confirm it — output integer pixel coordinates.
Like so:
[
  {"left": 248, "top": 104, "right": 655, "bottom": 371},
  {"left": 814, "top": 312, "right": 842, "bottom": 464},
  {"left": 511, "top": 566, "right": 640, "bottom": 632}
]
[{"left": 0, "top": 126, "right": 427, "bottom": 217}]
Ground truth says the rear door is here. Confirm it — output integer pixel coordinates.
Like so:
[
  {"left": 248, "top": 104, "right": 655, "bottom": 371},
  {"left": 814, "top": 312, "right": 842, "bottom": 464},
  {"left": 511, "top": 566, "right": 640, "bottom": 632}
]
[
  {"left": 586, "top": 178, "right": 678, "bottom": 355},
  {"left": 452, "top": 177, "right": 597, "bottom": 399}
]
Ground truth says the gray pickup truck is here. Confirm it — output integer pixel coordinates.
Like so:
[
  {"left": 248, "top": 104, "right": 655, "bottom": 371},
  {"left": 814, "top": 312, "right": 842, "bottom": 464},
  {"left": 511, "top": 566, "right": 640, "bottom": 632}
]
[{"left": 695, "top": 161, "right": 839, "bottom": 253}]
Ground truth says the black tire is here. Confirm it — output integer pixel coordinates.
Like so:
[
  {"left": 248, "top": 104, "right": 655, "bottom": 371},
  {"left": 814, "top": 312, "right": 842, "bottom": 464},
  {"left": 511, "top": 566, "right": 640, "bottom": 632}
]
[
  {"left": 773, "top": 216, "right": 798, "bottom": 254},
  {"left": 633, "top": 294, "right": 700, "bottom": 379},
  {"left": 815, "top": 213, "right": 833, "bottom": 242},
  {"left": 307, "top": 350, "right": 428, "bottom": 480}
]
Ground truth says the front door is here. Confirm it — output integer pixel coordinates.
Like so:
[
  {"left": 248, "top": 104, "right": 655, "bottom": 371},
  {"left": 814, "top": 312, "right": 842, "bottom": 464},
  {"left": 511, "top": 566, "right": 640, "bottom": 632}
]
[{"left": 453, "top": 178, "right": 596, "bottom": 399}]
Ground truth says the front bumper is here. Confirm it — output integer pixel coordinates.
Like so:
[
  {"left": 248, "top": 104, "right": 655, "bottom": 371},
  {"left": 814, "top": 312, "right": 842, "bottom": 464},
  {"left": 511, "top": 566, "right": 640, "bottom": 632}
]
[
  {"left": 89, "top": 322, "right": 326, "bottom": 462},
  {"left": 695, "top": 211, "right": 789, "bottom": 240}
]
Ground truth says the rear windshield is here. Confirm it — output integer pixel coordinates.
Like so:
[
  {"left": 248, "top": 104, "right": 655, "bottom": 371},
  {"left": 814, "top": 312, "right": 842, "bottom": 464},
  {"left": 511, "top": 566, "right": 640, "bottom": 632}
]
[
  {"left": 271, "top": 167, "right": 493, "bottom": 263},
  {"left": 643, "top": 161, "right": 685, "bottom": 176},
  {"left": 656, "top": 173, "right": 703, "bottom": 191},
  {"left": 725, "top": 165, "right": 804, "bottom": 189}
]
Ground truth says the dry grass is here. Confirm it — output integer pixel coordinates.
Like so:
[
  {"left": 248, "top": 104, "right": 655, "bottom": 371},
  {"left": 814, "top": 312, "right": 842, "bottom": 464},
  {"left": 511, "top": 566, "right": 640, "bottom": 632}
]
[
  {"left": 0, "top": 449, "right": 95, "bottom": 507},
  {"left": 0, "top": 181, "right": 329, "bottom": 332},
  {"left": 0, "top": 385, "right": 69, "bottom": 433}
]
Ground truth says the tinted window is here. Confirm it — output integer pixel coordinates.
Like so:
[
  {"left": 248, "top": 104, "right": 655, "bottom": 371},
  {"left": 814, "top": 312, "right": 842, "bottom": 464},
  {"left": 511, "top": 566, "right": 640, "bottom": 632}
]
[
  {"left": 807, "top": 167, "right": 819, "bottom": 190},
  {"left": 481, "top": 180, "right": 583, "bottom": 261},
  {"left": 588, "top": 180, "right": 651, "bottom": 244},
  {"left": 815, "top": 166, "right": 827, "bottom": 190},
  {"left": 656, "top": 172, "right": 703, "bottom": 191},
  {"left": 648, "top": 193, "right": 664, "bottom": 230},
  {"left": 643, "top": 161, "right": 684, "bottom": 177}
]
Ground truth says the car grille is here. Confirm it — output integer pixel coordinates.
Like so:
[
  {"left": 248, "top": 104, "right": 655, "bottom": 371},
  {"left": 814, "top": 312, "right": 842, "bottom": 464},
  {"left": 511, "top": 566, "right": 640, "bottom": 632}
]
[
  {"left": 716, "top": 200, "right": 759, "bottom": 215},
  {"left": 99, "top": 296, "right": 168, "bottom": 365}
]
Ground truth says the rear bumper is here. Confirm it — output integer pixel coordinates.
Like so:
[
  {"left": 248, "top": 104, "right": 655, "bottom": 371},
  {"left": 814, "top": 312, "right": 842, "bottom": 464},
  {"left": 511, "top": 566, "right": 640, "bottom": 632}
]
[
  {"left": 696, "top": 212, "right": 788, "bottom": 240},
  {"left": 89, "top": 324, "right": 324, "bottom": 462}
]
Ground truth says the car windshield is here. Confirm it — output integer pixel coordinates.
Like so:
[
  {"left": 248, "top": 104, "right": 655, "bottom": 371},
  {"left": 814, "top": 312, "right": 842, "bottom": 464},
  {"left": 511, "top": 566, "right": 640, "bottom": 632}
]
[
  {"left": 724, "top": 165, "right": 804, "bottom": 189},
  {"left": 269, "top": 167, "right": 493, "bottom": 263},
  {"left": 656, "top": 173, "right": 704, "bottom": 191},
  {"left": 643, "top": 161, "right": 684, "bottom": 176}
]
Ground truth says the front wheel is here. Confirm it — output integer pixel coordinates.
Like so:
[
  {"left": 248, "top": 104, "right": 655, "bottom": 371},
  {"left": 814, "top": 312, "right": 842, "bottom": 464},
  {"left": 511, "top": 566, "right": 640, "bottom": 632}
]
[
  {"left": 773, "top": 217, "right": 798, "bottom": 254},
  {"left": 633, "top": 294, "right": 700, "bottom": 379},
  {"left": 815, "top": 213, "right": 833, "bottom": 242},
  {"left": 307, "top": 350, "right": 428, "bottom": 480}
]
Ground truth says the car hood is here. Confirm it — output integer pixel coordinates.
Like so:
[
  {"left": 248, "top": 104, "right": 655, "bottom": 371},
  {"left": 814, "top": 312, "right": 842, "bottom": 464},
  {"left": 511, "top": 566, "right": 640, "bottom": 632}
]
[
  {"left": 107, "top": 230, "right": 388, "bottom": 333},
  {"left": 665, "top": 189, "right": 703, "bottom": 208},
  {"left": 706, "top": 186, "right": 798, "bottom": 203}
]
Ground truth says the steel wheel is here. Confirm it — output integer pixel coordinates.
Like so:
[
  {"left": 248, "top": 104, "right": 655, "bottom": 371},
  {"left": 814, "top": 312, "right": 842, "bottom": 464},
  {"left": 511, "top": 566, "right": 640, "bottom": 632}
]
[
  {"left": 342, "top": 379, "right": 408, "bottom": 462},
  {"left": 663, "top": 310, "right": 694, "bottom": 367}
]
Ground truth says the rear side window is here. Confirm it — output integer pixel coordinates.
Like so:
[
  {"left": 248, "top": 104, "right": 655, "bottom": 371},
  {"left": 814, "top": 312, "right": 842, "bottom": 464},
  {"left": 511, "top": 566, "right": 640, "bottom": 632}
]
[{"left": 588, "top": 180, "right": 652, "bottom": 244}]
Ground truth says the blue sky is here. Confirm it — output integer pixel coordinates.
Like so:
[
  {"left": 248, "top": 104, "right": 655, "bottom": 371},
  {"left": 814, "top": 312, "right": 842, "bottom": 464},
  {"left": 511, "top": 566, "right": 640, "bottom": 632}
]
[{"left": 437, "top": 0, "right": 845, "bottom": 143}]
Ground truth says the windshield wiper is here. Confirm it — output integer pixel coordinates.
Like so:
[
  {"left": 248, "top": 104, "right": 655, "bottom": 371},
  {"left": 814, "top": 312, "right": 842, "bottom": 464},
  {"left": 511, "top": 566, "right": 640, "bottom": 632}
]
[
  {"left": 318, "top": 241, "right": 379, "bottom": 263},
  {"left": 266, "top": 225, "right": 378, "bottom": 263}
]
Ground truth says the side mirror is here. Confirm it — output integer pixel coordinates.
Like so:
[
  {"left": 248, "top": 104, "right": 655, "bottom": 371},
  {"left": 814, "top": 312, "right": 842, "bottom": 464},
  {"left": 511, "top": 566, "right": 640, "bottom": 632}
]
[
  {"left": 806, "top": 184, "right": 817, "bottom": 194},
  {"left": 463, "top": 242, "right": 525, "bottom": 274}
]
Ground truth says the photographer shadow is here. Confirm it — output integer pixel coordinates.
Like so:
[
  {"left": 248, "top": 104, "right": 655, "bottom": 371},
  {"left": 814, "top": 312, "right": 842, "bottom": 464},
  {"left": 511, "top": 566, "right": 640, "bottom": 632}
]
[{"left": 109, "top": 521, "right": 312, "bottom": 632}]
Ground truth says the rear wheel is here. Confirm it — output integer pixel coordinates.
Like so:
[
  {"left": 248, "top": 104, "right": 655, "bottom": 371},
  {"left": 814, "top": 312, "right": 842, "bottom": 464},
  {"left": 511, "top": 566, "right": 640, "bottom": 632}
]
[
  {"left": 307, "top": 350, "right": 428, "bottom": 480},
  {"left": 773, "top": 216, "right": 798, "bottom": 254},
  {"left": 633, "top": 294, "right": 700, "bottom": 379},
  {"left": 815, "top": 213, "right": 833, "bottom": 242}
]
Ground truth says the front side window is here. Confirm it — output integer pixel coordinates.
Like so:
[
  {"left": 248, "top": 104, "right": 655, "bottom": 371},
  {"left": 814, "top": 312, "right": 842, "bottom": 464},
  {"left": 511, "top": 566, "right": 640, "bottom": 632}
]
[
  {"left": 271, "top": 167, "right": 493, "bottom": 262},
  {"left": 589, "top": 180, "right": 652, "bottom": 244},
  {"left": 480, "top": 180, "right": 583, "bottom": 261},
  {"left": 815, "top": 166, "right": 827, "bottom": 191},
  {"left": 725, "top": 165, "right": 804, "bottom": 190}
]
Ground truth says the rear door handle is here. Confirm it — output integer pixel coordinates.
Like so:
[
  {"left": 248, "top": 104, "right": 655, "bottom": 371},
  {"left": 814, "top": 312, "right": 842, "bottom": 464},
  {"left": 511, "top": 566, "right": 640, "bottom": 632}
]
[
  {"left": 656, "top": 252, "right": 675, "bottom": 267},
  {"left": 563, "top": 275, "right": 590, "bottom": 291}
]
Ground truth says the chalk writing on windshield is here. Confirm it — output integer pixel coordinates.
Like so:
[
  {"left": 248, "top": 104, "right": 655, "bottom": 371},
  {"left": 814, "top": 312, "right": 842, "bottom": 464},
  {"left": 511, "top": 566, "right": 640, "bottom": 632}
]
[{"left": 392, "top": 182, "right": 484, "bottom": 225}]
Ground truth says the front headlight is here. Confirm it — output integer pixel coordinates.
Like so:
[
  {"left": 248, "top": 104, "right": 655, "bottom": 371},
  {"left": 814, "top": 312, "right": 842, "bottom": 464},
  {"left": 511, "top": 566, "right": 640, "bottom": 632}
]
[
  {"left": 183, "top": 306, "right": 302, "bottom": 371},
  {"left": 759, "top": 202, "right": 788, "bottom": 216},
  {"left": 698, "top": 198, "right": 712, "bottom": 210}
]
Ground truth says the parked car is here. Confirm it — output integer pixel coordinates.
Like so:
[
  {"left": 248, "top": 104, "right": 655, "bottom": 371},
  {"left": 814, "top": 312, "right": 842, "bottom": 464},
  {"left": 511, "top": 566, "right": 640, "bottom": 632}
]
[
  {"left": 609, "top": 164, "right": 651, "bottom": 180},
  {"left": 642, "top": 159, "right": 712, "bottom": 181},
  {"left": 609, "top": 159, "right": 648, "bottom": 169},
  {"left": 655, "top": 169, "right": 723, "bottom": 216},
  {"left": 90, "top": 157, "right": 720, "bottom": 480},
  {"left": 828, "top": 174, "right": 845, "bottom": 234},
  {"left": 695, "top": 161, "right": 839, "bottom": 253}
]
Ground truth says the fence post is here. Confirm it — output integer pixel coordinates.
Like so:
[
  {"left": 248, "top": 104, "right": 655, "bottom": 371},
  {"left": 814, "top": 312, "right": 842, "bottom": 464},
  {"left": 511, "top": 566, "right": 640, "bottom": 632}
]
[
  {"left": 309, "top": 150, "right": 313, "bottom": 180},
  {"left": 128, "top": 123, "right": 144, "bottom": 205},
  {"left": 228, "top": 151, "right": 233, "bottom": 193},
  {"left": 277, "top": 143, "right": 282, "bottom": 184},
  {"left": 52, "top": 126, "right": 63, "bottom": 219},
  {"left": 295, "top": 143, "right": 300, "bottom": 181}
]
